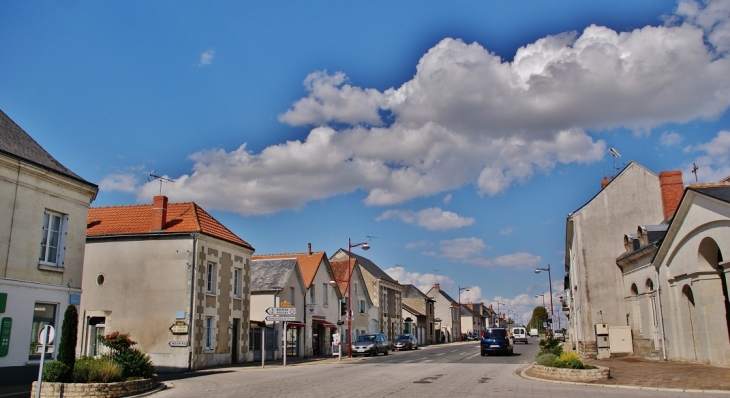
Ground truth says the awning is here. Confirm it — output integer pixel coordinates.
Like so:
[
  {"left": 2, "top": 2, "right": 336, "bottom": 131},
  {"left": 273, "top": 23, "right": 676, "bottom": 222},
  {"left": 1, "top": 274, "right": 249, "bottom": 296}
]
[
  {"left": 286, "top": 321, "right": 305, "bottom": 328},
  {"left": 312, "top": 319, "right": 338, "bottom": 329}
]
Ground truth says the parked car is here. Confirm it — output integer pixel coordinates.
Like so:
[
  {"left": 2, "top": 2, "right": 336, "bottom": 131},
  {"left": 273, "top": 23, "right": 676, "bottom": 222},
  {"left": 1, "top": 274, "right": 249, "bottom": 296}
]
[
  {"left": 466, "top": 332, "right": 479, "bottom": 341},
  {"left": 511, "top": 327, "right": 528, "bottom": 344},
  {"left": 529, "top": 328, "right": 539, "bottom": 337},
  {"left": 480, "top": 328, "right": 513, "bottom": 356},
  {"left": 554, "top": 331, "right": 565, "bottom": 342},
  {"left": 352, "top": 333, "right": 389, "bottom": 356},
  {"left": 392, "top": 334, "right": 418, "bottom": 350}
]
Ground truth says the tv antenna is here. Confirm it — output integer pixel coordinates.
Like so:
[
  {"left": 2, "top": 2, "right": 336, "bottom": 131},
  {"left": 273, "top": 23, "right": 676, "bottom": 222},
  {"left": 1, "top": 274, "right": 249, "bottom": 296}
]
[
  {"left": 691, "top": 163, "right": 699, "bottom": 182},
  {"left": 366, "top": 235, "right": 378, "bottom": 242},
  {"left": 148, "top": 171, "right": 175, "bottom": 195},
  {"left": 608, "top": 148, "right": 621, "bottom": 175},
  {"left": 431, "top": 268, "right": 441, "bottom": 274}
]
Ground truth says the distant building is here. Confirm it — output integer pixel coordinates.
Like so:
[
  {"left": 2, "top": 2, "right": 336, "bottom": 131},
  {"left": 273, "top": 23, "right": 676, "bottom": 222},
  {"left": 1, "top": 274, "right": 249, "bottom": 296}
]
[
  {"left": 0, "top": 110, "right": 98, "bottom": 385},
  {"left": 426, "top": 283, "right": 460, "bottom": 343},
  {"left": 400, "top": 284, "right": 435, "bottom": 345},
  {"left": 81, "top": 195, "right": 254, "bottom": 372},
  {"left": 565, "top": 162, "right": 682, "bottom": 359}
]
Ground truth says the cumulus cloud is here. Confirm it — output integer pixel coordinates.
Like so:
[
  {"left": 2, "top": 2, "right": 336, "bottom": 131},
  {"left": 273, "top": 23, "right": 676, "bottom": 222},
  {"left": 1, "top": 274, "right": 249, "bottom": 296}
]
[
  {"left": 660, "top": 131, "right": 683, "bottom": 147},
  {"left": 499, "top": 226, "right": 515, "bottom": 235},
  {"left": 199, "top": 49, "right": 215, "bottom": 66},
  {"left": 376, "top": 207, "right": 475, "bottom": 230},
  {"left": 419, "top": 237, "right": 541, "bottom": 270},
  {"left": 443, "top": 194, "right": 453, "bottom": 204},
  {"left": 99, "top": 173, "right": 138, "bottom": 193},
  {"left": 112, "top": 2, "right": 730, "bottom": 215},
  {"left": 685, "top": 130, "right": 730, "bottom": 182},
  {"left": 465, "top": 252, "right": 543, "bottom": 270},
  {"left": 384, "top": 266, "right": 453, "bottom": 293},
  {"left": 404, "top": 240, "right": 431, "bottom": 249}
]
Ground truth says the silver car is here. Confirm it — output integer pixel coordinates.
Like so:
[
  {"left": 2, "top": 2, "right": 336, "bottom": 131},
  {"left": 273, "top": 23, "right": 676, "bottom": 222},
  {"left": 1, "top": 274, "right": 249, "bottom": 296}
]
[{"left": 352, "top": 333, "right": 389, "bottom": 356}]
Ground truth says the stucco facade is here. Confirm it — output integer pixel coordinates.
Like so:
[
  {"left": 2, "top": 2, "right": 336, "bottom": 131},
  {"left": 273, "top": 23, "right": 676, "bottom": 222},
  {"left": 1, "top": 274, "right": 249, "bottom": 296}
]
[
  {"left": 0, "top": 110, "right": 98, "bottom": 385},
  {"left": 426, "top": 284, "right": 459, "bottom": 343}
]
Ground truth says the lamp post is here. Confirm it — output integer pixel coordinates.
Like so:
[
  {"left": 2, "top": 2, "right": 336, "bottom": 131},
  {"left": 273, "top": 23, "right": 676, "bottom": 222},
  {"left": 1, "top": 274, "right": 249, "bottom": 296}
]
[
  {"left": 496, "top": 301, "right": 505, "bottom": 327},
  {"left": 458, "top": 286, "right": 470, "bottom": 341},
  {"left": 535, "top": 264, "right": 553, "bottom": 330},
  {"left": 334, "top": 238, "right": 369, "bottom": 358},
  {"left": 535, "top": 293, "right": 546, "bottom": 332}
]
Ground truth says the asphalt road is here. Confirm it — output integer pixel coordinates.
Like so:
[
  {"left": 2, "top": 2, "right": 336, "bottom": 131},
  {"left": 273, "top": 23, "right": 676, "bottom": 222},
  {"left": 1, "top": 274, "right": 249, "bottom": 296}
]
[{"left": 153, "top": 338, "right": 729, "bottom": 397}]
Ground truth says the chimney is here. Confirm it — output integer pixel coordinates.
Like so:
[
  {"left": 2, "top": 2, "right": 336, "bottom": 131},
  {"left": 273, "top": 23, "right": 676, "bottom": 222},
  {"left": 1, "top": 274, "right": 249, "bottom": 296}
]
[
  {"left": 601, "top": 176, "right": 614, "bottom": 189},
  {"left": 308, "top": 242, "right": 312, "bottom": 255},
  {"left": 434, "top": 283, "right": 440, "bottom": 290},
  {"left": 151, "top": 196, "right": 168, "bottom": 231},
  {"left": 659, "top": 170, "right": 683, "bottom": 220}
]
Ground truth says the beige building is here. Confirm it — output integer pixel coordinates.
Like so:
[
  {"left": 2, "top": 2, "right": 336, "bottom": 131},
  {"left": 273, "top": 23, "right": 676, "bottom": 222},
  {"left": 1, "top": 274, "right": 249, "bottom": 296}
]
[
  {"left": 566, "top": 162, "right": 682, "bottom": 359},
  {"left": 400, "top": 284, "right": 435, "bottom": 345},
  {"left": 329, "top": 255, "right": 375, "bottom": 349},
  {"left": 426, "top": 283, "right": 460, "bottom": 343},
  {"left": 80, "top": 195, "right": 254, "bottom": 372},
  {"left": 0, "top": 110, "right": 98, "bottom": 385},
  {"left": 331, "top": 249, "right": 402, "bottom": 341}
]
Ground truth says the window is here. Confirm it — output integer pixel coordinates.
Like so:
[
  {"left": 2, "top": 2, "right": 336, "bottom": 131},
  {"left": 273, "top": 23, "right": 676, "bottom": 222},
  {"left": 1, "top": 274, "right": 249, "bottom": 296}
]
[
  {"left": 383, "top": 293, "right": 388, "bottom": 312},
  {"left": 359, "top": 299, "right": 366, "bottom": 314},
  {"left": 290, "top": 287, "right": 295, "bottom": 306},
  {"left": 206, "top": 263, "right": 216, "bottom": 293},
  {"left": 354, "top": 283, "right": 357, "bottom": 293},
  {"left": 322, "top": 283, "right": 328, "bottom": 306},
  {"left": 205, "top": 317, "right": 215, "bottom": 349},
  {"left": 310, "top": 284, "right": 316, "bottom": 304},
  {"left": 39, "top": 211, "right": 67, "bottom": 267},
  {"left": 29, "top": 303, "right": 57, "bottom": 360},
  {"left": 233, "top": 268, "right": 242, "bottom": 298}
]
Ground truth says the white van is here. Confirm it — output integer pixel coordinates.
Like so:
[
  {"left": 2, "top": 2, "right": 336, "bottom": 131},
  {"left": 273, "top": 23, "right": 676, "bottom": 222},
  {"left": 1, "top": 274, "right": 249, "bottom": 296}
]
[
  {"left": 511, "top": 327, "right": 528, "bottom": 344},
  {"left": 530, "top": 328, "right": 539, "bottom": 337}
]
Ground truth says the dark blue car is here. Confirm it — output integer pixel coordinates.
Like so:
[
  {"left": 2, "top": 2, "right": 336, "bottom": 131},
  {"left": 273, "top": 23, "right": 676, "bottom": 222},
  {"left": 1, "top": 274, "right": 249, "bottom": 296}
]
[{"left": 480, "top": 328, "right": 513, "bottom": 356}]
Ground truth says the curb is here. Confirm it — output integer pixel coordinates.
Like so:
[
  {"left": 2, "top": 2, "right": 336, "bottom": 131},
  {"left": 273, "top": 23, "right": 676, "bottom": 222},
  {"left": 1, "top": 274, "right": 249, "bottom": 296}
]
[{"left": 518, "top": 365, "right": 730, "bottom": 394}]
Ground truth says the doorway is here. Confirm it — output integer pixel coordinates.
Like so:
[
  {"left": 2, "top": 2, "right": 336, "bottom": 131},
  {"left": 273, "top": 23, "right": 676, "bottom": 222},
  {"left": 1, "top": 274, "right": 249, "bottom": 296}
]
[{"left": 231, "top": 318, "right": 239, "bottom": 363}]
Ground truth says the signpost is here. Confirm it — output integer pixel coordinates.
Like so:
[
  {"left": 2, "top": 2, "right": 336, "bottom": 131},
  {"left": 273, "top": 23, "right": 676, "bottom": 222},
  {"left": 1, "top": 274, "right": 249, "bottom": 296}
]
[
  {"left": 265, "top": 315, "right": 295, "bottom": 322},
  {"left": 266, "top": 307, "right": 297, "bottom": 367},
  {"left": 266, "top": 307, "right": 296, "bottom": 315},
  {"left": 168, "top": 341, "right": 189, "bottom": 347},
  {"left": 35, "top": 325, "right": 55, "bottom": 398}
]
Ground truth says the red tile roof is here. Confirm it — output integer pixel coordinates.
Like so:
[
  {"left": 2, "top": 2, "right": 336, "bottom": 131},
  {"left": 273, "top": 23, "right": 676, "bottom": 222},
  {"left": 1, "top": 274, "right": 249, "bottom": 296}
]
[
  {"left": 328, "top": 258, "right": 355, "bottom": 296},
  {"left": 87, "top": 200, "right": 253, "bottom": 250},
  {"left": 252, "top": 252, "right": 328, "bottom": 289}
]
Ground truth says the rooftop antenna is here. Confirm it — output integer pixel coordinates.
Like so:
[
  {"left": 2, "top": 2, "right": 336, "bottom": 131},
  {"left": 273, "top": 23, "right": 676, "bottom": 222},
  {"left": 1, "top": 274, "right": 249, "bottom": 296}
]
[
  {"left": 608, "top": 148, "right": 621, "bottom": 176},
  {"left": 431, "top": 268, "right": 441, "bottom": 274},
  {"left": 148, "top": 171, "right": 175, "bottom": 195},
  {"left": 691, "top": 163, "right": 699, "bottom": 182}
]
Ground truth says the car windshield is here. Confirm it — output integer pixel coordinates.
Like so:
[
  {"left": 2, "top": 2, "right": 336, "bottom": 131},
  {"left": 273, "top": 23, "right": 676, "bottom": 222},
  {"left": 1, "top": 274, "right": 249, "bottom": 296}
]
[
  {"left": 396, "top": 335, "right": 410, "bottom": 340},
  {"left": 357, "top": 335, "right": 376, "bottom": 342},
  {"left": 483, "top": 329, "right": 508, "bottom": 339}
]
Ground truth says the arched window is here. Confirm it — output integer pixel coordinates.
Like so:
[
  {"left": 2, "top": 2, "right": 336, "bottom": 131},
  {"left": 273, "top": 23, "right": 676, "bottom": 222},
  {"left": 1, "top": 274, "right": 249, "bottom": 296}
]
[
  {"left": 645, "top": 279, "right": 654, "bottom": 292},
  {"left": 631, "top": 283, "right": 639, "bottom": 296},
  {"left": 698, "top": 237, "right": 730, "bottom": 342}
]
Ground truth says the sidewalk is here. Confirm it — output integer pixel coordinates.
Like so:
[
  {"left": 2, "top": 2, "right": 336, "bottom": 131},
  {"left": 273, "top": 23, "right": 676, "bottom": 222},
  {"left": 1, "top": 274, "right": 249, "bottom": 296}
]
[{"left": 524, "top": 339, "right": 730, "bottom": 392}]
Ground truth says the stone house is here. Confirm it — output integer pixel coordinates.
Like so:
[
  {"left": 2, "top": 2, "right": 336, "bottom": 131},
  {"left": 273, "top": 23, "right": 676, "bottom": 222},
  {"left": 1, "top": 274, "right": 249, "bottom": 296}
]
[
  {"left": 565, "top": 161, "right": 683, "bottom": 359},
  {"left": 460, "top": 302, "right": 484, "bottom": 336},
  {"left": 249, "top": 258, "right": 306, "bottom": 360},
  {"left": 426, "top": 283, "right": 460, "bottom": 343},
  {"left": 81, "top": 195, "right": 254, "bottom": 372},
  {"left": 400, "top": 284, "right": 435, "bottom": 345},
  {"left": 0, "top": 110, "right": 98, "bottom": 385}
]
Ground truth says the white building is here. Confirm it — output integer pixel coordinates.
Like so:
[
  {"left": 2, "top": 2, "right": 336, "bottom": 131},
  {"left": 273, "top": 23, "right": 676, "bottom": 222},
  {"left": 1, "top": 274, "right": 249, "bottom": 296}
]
[{"left": 0, "top": 110, "right": 98, "bottom": 386}]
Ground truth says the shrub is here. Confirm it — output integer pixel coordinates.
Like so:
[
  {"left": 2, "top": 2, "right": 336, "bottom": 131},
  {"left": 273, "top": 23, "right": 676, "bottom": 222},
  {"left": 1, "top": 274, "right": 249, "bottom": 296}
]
[
  {"left": 558, "top": 351, "right": 580, "bottom": 363},
  {"left": 111, "top": 348, "right": 154, "bottom": 379},
  {"left": 57, "top": 305, "right": 78, "bottom": 381},
  {"left": 537, "top": 335, "right": 563, "bottom": 357},
  {"left": 42, "top": 361, "right": 70, "bottom": 382},
  {"left": 72, "top": 356, "right": 95, "bottom": 382},
  {"left": 535, "top": 353, "right": 557, "bottom": 366},
  {"left": 73, "top": 356, "right": 123, "bottom": 383},
  {"left": 98, "top": 332, "right": 137, "bottom": 353}
]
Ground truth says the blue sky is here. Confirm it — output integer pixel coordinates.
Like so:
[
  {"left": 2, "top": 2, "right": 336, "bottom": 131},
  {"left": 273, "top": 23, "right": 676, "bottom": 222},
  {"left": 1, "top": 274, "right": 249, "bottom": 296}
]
[{"left": 2, "top": 0, "right": 730, "bottom": 325}]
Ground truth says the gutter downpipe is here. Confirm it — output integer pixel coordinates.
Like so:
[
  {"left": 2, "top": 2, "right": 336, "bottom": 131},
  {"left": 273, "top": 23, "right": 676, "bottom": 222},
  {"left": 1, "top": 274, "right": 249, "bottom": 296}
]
[
  {"left": 187, "top": 233, "right": 198, "bottom": 372},
  {"left": 655, "top": 265, "right": 667, "bottom": 361}
]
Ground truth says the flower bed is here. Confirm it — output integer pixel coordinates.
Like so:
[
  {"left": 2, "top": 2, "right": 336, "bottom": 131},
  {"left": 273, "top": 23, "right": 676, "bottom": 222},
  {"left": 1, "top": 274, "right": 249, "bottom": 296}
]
[
  {"left": 30, "top": 376, "right": 157, "bottom": 398},
  {"left": 531, "top": 363, "right": 610, "bottom": 382}
]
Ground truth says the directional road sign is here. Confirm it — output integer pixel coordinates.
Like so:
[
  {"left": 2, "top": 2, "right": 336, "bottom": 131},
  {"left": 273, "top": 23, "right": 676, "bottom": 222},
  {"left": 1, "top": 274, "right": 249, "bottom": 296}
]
[
  {"left": 265, "top": 315, "right": 296, "bottom": 322},
  {"left": 266, "top": 307, "right": 296, "bottom": 315}
]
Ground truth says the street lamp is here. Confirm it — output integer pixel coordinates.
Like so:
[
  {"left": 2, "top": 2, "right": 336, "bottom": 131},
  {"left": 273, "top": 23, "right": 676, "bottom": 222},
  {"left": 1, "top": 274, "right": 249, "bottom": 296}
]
[
  {"left": 495, "top": 301, "right": 505, "bottom": 327},
  {"left": 458, "top": 286, "right": 470, "bottom": 342},
  {"left": 535, "top": 264, "right": 553, "bottom": 330},
  {"left": 329, "top": 238, "right": 370, "bottom": 358}
]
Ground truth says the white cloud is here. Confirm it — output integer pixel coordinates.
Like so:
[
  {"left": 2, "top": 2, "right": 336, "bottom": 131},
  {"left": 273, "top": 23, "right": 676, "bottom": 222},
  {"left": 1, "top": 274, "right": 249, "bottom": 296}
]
[
  {"left": 115, "top": 3, "right": 730, "bottom": 215},
  {"left": 460, "top": 286, "right": 483, "bottom": 303},
  {"left": 499, "top": 226, "right": 515, "bottom": 235},
  {"left": 443, "top": 193, "right": 452, "bottom": 204},
  {"left": 465, "top": 252, "right": 542, "bottom": 270},
  {"left": 685, "top": 130, "right": 730, "bottom": 182},
  {"left": 660, "top": 131, "right": 683, "bottom": 147},
  {"left": 404, "top": 240, "right": 431, "bottom": 249},
  {"left": 376, "top": 207, "right": 475, "bottom": 230},
  {"left": 436, "top": 237, "right": 489, "bottom": 260},
  {"left": 384, "top": 267, "right": 453, "bottom": 293},
  {"left": 199, "top": 49, "right": 215, "bottom": 66},
  {"left": 99, "top": 173, "right": 138, "bottom": 193}
]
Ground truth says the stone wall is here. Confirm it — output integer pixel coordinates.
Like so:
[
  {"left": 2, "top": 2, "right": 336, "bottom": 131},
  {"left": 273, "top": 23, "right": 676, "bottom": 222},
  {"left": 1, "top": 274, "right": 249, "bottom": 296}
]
[
  {"left": 531, "top": 364, "right": 609, "bottom": 382},
  {"left": 30, "top": 377, "right": 157, "bottom": 398}
]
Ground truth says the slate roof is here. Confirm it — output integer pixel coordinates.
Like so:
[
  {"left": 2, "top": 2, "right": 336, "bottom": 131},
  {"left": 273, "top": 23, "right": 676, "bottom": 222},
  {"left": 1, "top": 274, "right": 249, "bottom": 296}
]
[
  {"left": 460, "top": 304, "right": 479, "bottom": 317},
  {"left": 0, "top": 109, "right": 95, "bottom": 187},
  {"left": 87, "top": 201, "right": 253, "bottom": 249},
  {"left": 691, "top": 185, "right": 730, "bottom": 203},
  {"left": 401, "top": 284, "right": 429, "bottom": 299},
  {"left": 250, "top": 258, "right": 298, "bottom": 292},
  {"left": 344, "top": 249, "right": 397, "bottom": 284},
  {"left": 402, "top": 302, "right": 425, "bottom": 317},
  {"left": 253, "top": 251, "right": 328, "bottom": 289}
]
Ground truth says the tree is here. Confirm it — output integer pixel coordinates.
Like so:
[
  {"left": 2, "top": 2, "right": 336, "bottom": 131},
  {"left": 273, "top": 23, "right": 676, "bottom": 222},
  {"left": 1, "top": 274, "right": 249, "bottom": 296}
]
[
  {"left": 529, "top": 306, "right": 548, "bottom": 332},
  {"left": 57, "top": 304, "right": 78, "bottom": 381}
]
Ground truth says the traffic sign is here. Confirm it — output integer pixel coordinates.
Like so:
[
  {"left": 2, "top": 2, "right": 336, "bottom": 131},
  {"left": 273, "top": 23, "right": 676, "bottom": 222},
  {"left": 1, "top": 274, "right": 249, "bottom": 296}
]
[
  {"left": 265, "top": 315, "right": 295, "bottom": 321},
  {"left": 266, "top": 307, "right": 296, "bottom": 315},
  {"left": 37, "top": 325, "right": 55, "bottom": 345}
]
